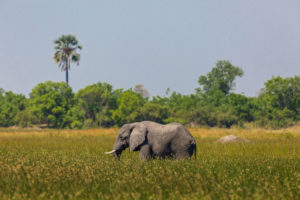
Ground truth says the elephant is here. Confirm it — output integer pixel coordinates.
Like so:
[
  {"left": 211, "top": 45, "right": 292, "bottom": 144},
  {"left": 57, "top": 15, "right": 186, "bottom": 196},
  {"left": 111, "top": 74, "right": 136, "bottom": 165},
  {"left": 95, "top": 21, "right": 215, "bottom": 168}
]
[{"left": 105, "top": 121, "right": 196, "bottom": 160}]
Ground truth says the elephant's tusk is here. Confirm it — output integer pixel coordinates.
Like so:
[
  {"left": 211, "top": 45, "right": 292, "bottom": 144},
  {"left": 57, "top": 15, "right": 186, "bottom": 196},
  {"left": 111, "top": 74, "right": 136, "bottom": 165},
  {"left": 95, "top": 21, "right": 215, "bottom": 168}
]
[{"left": 104, "top": 150, "right": 116, "bottom": 154}]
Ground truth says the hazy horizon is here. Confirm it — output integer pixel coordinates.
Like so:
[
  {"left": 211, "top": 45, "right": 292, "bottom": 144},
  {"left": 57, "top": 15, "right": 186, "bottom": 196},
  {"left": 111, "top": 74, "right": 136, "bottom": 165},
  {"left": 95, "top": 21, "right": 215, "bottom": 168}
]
[{"left": 0, "top": 1, "right": 299, "bottom": 97}]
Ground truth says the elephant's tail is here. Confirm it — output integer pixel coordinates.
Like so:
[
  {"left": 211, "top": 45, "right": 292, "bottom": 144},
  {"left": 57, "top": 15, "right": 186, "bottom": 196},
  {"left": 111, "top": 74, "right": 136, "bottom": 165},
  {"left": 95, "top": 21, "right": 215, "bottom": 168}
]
[{"left": 192, "top": 141, "right": 196, "bottom": 159}]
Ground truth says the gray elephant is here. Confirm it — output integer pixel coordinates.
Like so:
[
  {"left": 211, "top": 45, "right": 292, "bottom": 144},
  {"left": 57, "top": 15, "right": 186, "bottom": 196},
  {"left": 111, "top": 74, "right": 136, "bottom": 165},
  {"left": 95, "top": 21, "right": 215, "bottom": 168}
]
[{"left": 105, "top": 121, "right": 196, "bottom": 160}]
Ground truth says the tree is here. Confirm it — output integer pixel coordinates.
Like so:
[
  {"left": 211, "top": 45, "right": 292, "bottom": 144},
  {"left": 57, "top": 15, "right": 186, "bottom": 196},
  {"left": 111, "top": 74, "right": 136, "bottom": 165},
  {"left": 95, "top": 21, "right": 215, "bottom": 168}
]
[
  {"left": 253, "top": 76, "right": 300, "bottom": 128},
  {"left": 75, "top": 82, "right": 119, "bottom": 127},
  {"left": 197, "top": 60, "right": 243, "bottom": 96},
  {"left": 137, "top": 102, "right": 169, "bottom": 124},
  {"left": 53, "top": 35, "right": 82, "bottom": 85},
  {"left": 263, "top": 76, "right": 300, "bottom": 113},
  {"left": 227, "top": 93, "right": 254, "bottom": 122},
  {"left": 111, "top": 90, "right": 145, "bottom": 126},
  {"left": 30, "top": 81, "right": 74, "bottom": 128},
  {"left": 133, "top": 84, "right": 150, "bottom": 98},
  {"left": 0, "top": 91, "right": 26, "bottom": 127},
  {"left": 151, "top": 92, "right": 200, "bottom": 125}
]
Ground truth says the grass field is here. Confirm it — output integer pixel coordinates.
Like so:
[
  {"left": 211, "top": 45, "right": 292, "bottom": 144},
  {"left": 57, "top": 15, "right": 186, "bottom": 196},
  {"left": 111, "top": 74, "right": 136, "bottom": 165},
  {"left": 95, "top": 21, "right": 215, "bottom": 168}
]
[{"left": 0, "top": 127, "right": 299, "bottom": 200}]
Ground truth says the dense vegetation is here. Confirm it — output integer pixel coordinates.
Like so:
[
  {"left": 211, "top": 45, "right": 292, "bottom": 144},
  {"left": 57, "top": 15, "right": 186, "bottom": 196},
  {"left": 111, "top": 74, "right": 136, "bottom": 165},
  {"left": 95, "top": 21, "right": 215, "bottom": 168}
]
[
  {"left": 0, "top": 60, "right": 299, "bottom": 129},
  {"left": 0, "top": 128, "right": 299, "bottom": 199}
]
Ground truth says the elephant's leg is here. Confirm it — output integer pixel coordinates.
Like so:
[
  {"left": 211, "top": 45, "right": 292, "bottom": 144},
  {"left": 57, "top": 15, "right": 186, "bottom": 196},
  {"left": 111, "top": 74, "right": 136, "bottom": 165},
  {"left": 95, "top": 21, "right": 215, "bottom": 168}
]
[
  {"left": 139, "top": 145, "right": 151, "bottom": 160},
  {"left": 174, "top": 151, "right": 192, "bottom": 159},
  {"left": 157, "top": 155, "right": 165, "bottom": 160}
]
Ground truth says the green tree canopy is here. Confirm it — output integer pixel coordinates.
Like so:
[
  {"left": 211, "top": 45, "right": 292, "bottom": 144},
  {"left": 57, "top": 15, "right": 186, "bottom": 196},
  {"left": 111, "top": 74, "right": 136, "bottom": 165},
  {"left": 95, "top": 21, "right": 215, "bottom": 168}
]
[
  {"left": 137, "top": 102, "right": 169, "bottom": 124},
  {"left": 198, "top": 60, "right": 243, "bottom": 96},
  {"left": 263, "top": 76, "right": 300, "bottom": 113},
  {"left": 0, "top": 91, "right": 26, "bottom": 127},
  {"left": 112, "top": 90, "right": 145, "bottom": 126},
  {"left": 75, "top": 82, "right": 120, "bottom": 127},
  {"left": 30, "top": 81, "right": 74, "bottom": 128},
  {"left": 53, "top": 35, "right": 82, "bottom": 85},
  {"left": 253, "top": 76, "right": 300, "bottom": 128}
]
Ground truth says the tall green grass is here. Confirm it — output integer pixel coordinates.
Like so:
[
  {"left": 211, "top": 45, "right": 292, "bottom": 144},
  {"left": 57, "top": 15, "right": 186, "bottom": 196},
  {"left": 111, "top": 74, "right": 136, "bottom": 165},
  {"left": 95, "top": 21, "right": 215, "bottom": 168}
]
[{"left": 0, "top": 128, "right": 299, "bottom": 199}]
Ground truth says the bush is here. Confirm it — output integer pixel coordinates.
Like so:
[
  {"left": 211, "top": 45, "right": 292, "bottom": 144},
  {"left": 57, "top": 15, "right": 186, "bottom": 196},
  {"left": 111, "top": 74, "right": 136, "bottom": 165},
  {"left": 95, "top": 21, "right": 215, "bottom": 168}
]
[
  {"left": 213, "top": 109, "right": 238, "bottom": 128},
  {"left": 14, "top": 109, "right": 37, "bottom": 128},
  {"left": 83, "top": 119, "right": 96, "bottom": 129},
  {"left": 137, "top": 102, "right": 169, "bottom": 124}
]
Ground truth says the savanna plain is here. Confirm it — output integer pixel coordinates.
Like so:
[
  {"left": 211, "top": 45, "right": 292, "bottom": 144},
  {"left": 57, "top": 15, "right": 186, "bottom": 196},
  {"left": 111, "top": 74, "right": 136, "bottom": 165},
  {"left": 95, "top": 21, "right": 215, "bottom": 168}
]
[{"left": 0, "top": 127, "right": 299, "bottom": 200}]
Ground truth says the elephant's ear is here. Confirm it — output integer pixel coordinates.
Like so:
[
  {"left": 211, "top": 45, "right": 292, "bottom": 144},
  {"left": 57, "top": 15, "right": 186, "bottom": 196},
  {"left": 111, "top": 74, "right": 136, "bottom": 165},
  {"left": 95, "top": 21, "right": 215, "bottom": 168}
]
[{"left": 129, "top": 124, "right": 147, "bottom": 152}]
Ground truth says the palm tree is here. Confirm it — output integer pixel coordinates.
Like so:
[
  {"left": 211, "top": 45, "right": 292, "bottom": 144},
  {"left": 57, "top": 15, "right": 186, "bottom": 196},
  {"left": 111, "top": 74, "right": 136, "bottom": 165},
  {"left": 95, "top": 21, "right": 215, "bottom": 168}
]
[{"left": 53, "top": 35, "right": 82, "bottom": 85}]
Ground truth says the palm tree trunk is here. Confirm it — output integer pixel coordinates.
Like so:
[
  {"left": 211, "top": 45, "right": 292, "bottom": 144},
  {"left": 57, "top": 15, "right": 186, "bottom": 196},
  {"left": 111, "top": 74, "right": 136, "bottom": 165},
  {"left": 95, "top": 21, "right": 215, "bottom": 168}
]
[
  {"left": 66, "top": 59, "right": 69, "bottom": 85},
  {"left": 66, "top": 68, "right": 69, "bottom": 85}
]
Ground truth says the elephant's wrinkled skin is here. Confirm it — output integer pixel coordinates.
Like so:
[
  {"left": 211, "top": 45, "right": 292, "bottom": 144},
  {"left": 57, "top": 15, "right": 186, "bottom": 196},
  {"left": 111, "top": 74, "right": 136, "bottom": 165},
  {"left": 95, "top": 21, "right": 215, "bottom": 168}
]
[{"left": 106, "top": 121, "right": 196, "bottom": 160}]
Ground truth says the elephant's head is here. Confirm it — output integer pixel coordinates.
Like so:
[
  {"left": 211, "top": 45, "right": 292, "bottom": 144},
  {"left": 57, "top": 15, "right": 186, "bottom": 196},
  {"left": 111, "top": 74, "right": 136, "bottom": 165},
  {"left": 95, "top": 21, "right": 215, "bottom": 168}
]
[{"left": 105, "top": 123, "right": 147, "bottom": 160}]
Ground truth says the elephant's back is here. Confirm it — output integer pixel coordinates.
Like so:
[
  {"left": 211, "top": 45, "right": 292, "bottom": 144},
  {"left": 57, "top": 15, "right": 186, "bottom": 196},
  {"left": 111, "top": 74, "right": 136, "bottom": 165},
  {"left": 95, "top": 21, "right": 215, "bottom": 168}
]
[
  {"left": 142, "top": 121, "right": 195, "bottom": 143},
  {"left": 165, "top": 123, "right": 194, "bottom": 138}
]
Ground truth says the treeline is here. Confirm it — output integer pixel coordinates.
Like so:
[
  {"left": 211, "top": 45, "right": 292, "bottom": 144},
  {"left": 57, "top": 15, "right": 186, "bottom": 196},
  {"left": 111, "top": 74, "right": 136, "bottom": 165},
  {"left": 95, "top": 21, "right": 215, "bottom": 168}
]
[{"left": 0, "top": 60, "right": 299, "bottom": 129}]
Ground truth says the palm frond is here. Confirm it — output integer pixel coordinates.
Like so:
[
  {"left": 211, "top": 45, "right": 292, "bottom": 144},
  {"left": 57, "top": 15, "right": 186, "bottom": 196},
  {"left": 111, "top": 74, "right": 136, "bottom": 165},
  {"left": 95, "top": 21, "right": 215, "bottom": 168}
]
[{"left": 53, "top": 34, "right": 82, "bottom": 72}]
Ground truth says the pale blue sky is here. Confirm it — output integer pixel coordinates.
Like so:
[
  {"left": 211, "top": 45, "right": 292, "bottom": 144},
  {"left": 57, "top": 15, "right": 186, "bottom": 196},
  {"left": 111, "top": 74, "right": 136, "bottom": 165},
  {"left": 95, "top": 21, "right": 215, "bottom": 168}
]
[{"left": 0, "top": 0, "right": 299, "bottom": 97}]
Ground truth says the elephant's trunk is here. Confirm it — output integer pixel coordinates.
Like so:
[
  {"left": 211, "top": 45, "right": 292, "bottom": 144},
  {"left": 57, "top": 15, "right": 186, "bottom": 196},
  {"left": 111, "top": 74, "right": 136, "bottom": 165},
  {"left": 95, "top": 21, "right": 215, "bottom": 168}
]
[
  {"left": 113, "top": 151, "right": 121, "bottom": 160},
  {"left": 112, "top": 141, "right": 126, "bottom": 160}
]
